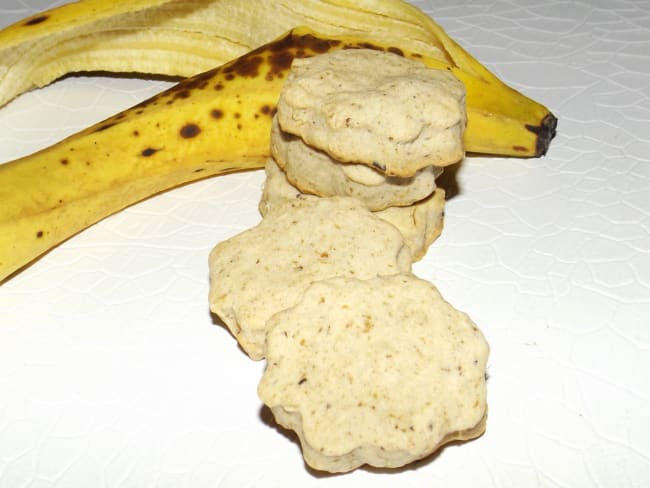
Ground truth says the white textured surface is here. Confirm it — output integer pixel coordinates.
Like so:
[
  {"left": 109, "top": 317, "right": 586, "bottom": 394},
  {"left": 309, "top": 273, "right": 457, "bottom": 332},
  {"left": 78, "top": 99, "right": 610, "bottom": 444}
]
[{"left": 1, "top": 0, "right": 649, "bottom": 486}]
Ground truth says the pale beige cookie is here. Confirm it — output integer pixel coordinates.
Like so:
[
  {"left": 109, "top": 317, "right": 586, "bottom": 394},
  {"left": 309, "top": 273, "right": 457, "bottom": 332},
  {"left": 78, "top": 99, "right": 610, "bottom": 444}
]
[
  {"left": 258, "top": 273, "right": 489, "bottom": 473},
  {"left": 209, "top": 196, "right": 412, "bottom": 360},
  {"left": 377, "top": 188, "right": 446, "bottom": 260},
  {"left": 276, "top": 49, "right": 466, "bottom": 176},
  {"left": 271, "top": 116, "right": 442, "bottom": 211},
  {"left": 259, "top": 159, "right": 445, "bottom": 261},
  {"left": 258, "top": 157, "right": 313, "bottom": 217}
]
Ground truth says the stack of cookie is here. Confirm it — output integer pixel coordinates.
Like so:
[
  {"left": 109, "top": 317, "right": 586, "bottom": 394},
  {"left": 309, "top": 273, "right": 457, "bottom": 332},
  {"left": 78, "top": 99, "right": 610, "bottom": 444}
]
[
  {"left": 208, "top": 49, "right": 488, "bottom": 473},
  {"left": 261, "top": 48, "right": 467, "bottom": 260}
]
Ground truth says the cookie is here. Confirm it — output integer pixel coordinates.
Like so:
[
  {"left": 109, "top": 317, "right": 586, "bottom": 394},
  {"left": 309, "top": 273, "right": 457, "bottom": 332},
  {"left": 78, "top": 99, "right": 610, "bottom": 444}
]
[
  {"left": 276, "top": 49, "right": 466, "bottom": 176},
  {"left": 258, "top": 157, "right": 316, "bottom": 217},
  {"left": 271, "top": 116, "right": 442, "bottom": 211},
  {"left": 259, "top": 159, "right": 445, "bottom": 261},
  {"left": 377, "top": 188, "right": 446, "bottom": 260},
  {"left": 258, "top": 273, "right": 489, "bottom": 473},
  {"left": 209, "top": 196, "right": 412, "bottom": 360}
]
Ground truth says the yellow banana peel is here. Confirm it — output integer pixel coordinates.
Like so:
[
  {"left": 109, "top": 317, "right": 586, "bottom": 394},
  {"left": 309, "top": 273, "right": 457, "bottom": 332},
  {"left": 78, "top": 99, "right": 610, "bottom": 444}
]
[
  {"left": 0, "top": 0, "right": 556, "bottom": 157},
  {"left": 0, "top": 2, "right": 558, "bottom": 283}
]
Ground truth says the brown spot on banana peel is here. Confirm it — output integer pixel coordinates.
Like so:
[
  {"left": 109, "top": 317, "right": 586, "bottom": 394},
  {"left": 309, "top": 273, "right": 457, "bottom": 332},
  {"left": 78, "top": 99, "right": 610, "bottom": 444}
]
[
  {"left": 223, "top": 55, "right": 264, "bottom": 78},
  {"left": 180, "top": 71, "right": 213, "bottom": 91},
  {"left": 294, "top": 34, "right": 340, "bottom": 54},
  {"left": 268, "top": 51, "right": 294, "bottom": 79},
  {"left": 180, "top": 123, "right": 201, "bottom": 138},
  {"left": 173, "top": 90, "right": 191, "bottom": 100},
  {"left": 260, "top": 105, "right": 276, "bottom": 117},
  {"left": 94, "top": 122, "right": 117, "bottom": 133},
  {"left": 24, "top": 15, "right": 49, "bottom": 26},
  {"left": 353, "top": 42, "right": 385, "bottom": 52}
]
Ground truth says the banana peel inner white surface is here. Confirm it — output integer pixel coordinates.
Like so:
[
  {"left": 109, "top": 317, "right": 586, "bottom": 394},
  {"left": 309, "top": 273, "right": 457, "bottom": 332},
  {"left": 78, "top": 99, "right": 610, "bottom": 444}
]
[{"left": 1, "top": 0, "right": 650, "bottom": 486}]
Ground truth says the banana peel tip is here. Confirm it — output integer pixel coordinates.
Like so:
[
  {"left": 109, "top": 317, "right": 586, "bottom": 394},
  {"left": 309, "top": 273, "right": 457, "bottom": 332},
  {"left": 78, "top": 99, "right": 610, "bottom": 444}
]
[{"left": 527, "top": 112, "right": 558, "bottom": 157}]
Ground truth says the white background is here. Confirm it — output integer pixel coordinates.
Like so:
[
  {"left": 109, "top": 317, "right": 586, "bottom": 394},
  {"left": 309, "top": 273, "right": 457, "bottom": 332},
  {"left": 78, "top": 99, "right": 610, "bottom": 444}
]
[{"left": 1, "top": 1, "right": 649, "bottom": 487}]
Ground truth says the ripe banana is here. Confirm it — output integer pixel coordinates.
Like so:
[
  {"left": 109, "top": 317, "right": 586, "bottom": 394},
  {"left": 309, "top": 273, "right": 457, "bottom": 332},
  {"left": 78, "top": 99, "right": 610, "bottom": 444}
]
[
  {"left": 0, "top": 0, "right": 556, "bottom": 157},
  {"left": 0, "top": 20, "right": 558, "bottom": 282}
]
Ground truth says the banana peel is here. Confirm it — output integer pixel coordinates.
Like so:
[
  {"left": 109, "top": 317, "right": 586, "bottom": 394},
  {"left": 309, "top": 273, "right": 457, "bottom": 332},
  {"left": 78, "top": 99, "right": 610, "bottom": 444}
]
[
  {"left": 0, "top": 0, "right": 556, "bottom": 157},
  {"left": 0, "top": 5, "right": 558, "bottom": 282}
]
